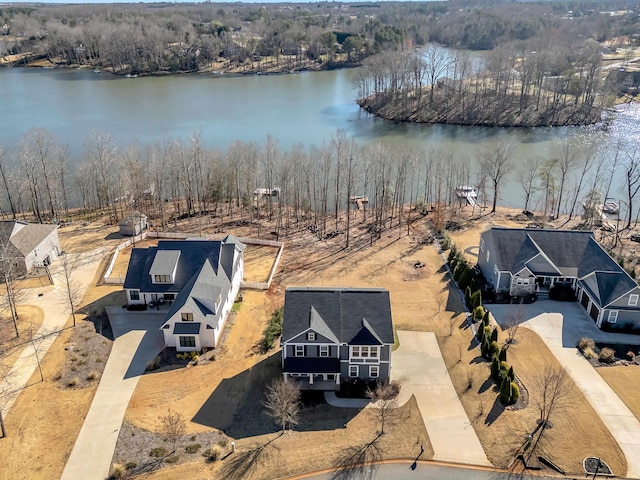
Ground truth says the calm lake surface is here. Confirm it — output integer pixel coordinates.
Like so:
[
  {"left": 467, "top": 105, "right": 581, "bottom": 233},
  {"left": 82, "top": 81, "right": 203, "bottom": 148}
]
[{"left": 1, "top": 67, "right": 639, "bottom": 209}]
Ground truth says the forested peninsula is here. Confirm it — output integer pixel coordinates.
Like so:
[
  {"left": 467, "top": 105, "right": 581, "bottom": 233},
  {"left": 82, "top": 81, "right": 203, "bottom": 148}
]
[{"left": 1, "top": 0, "right": 639, "bottom": 127}]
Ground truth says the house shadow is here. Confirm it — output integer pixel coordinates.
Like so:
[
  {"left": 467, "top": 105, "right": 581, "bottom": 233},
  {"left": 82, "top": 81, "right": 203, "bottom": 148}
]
[
  {"left": 78, "top": 290, "right": 128, "bottom": 340},
  {"left": 192, "top": 353, "right": 359, "bottom": 439}
]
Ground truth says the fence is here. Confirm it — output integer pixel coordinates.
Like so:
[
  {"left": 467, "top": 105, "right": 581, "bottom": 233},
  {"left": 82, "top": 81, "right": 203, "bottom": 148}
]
[{"left": 103, "top": 231, "right": 284, "bottom": 289}]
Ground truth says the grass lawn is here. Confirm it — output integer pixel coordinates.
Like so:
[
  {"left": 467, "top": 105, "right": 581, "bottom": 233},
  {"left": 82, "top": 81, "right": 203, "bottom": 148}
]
[{"left": 598, "top": 366, "right": 640, "bottom": 422}]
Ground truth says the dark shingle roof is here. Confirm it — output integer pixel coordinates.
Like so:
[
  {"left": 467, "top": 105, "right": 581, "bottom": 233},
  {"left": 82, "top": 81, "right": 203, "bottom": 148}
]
[
  {"left": 173, "top": 322, "right": 201, "bottom": 335},
  {"left": 123, "top": 240, "right": 227, "bottom": 293},
  {"left": 0, "top": 220, "right": 57, "bottom": 257},
  {"left": 283, "top": 357, "right": 341, "bottom": 373},
  {"left": 282, "top": 288, "right": 393, "bottom": 345},
  {"left": 484, "top": 227, "right": 638, "bottom": 307}
]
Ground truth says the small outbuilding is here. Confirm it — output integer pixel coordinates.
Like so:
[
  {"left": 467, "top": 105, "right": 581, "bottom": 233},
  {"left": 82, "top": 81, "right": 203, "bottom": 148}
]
[{"left": 119, "top": 212, "right": 148, "bottom": 236}]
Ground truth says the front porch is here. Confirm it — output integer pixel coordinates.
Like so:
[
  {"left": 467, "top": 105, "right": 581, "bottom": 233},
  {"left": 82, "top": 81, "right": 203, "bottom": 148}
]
[{"left": 284, "top": 372, "right": 340, "bottom": 391}]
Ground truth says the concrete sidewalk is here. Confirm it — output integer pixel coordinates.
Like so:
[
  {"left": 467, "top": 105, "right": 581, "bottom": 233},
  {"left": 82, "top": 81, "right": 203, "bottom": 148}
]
[
  {"left": 61, "top": 308, "right": 165, "bottom": 480},
  {"left": 0, "top": 247, "right": 110, "bottom": 418},
  {"left": 523, "top": 314, "right": 640, "bottom": 479},
  {"left": 392, "top": 331, "right": 490, "bottom": 466}
]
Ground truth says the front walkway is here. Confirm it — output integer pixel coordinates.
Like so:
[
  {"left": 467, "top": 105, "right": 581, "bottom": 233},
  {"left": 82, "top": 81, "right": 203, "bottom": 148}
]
[
  {"left": 523, "top": 313, "right": 640, "bottom": 479},
  {"left": 392, "top": 331, "right": 490, "bottom": 466},
  {"left": 60, "top": 308, "right": 165, "bottom": 480}
]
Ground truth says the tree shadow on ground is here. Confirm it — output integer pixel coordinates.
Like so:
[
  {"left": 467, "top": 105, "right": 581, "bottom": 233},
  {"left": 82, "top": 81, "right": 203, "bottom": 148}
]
[
  {"left": 104, "top": 232, "right": 127, "bottom": 241},
  {"left": 478, "top": 377, "right": 495, "bottom": 394},
  {"left": 191, "top": 353, "right": 359, "bottom": 439},
  {"left": 470, "top": 355, "right": 487, "bottom": 364},
  {"left": 218, "top": 433, "right": 283, "bottom": 480},
  {"left": 485, "top": 395, "right": 506, "bottom": 426},
  {"left": 330, "top": 435, "right": 384, "bottom": 480}
]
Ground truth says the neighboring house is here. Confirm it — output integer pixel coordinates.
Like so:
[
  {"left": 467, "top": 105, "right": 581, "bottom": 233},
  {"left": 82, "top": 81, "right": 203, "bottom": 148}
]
[
  {"left": 119, "top": 212, "right": 148, "bottom": 236},
  {"left": 478, "top": 227, "right": 640, "bottom": 331},
  {"left": 0, "top": 220, "right": 60, "bottom": 276},
  {"left": 281, "top": 287, "right": 394, "bottom": 391},
  {"left": 123, "top": 236, "right": 245, "bottom": 351}
]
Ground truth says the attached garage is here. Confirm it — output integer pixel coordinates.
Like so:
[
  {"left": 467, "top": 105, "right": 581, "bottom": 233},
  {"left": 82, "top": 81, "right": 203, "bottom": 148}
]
[{"left": 589, "top": 303, "right": 599, "bottom": 322}]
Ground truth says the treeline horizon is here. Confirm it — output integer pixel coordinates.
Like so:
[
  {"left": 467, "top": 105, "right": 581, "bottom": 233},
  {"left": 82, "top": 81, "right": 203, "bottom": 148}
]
[
  {"left": 1, "top": 128, "right": 639, "bottom": 245},
  {"left": 1, "top": 0, "right": 639, "bottom": 74}
]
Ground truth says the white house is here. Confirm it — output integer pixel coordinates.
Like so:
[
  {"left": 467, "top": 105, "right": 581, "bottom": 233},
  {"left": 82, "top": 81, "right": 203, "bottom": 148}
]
[
  {"left": 0, "top": 220, "right": 60, "bottom": 276},
  {"left": 119, "top": 212, "right": 148, "bottom": 236},
  {"left": 123, "top": 235, "right": 245, "bottom": 351}
]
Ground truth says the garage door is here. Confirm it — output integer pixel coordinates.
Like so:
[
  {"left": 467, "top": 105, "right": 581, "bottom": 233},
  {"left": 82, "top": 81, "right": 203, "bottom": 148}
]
[
  {"left": 580, "top": 291, "right": 589, "bottom": 309},
  {"left": 589, "top": 303, "right": 599, "bottom": 322}
]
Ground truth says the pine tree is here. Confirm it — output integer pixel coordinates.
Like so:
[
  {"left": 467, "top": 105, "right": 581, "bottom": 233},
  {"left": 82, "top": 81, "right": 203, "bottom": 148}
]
[
  {"left": 491, "top": 356, "right": 500, "bottom": 382},
  {"left": 498, "top": 347, "right": 507, "bottom": 362},
  {"left": 476, "top": 324, "right": 485, "bottom": 343},
  {"left": 500, "top": 375, "right": 513, "bottom": 404},
  {"left": 465, "top": 286, "right": 472, "bottom": 309},
  {"left": 483, "top": 310, "right": 491, "bottom": 327},
  {"left": 507, "top": 366, "right": 515, "bottom": 381},
  {"left": 490, "top": 327, "right": 499, "bottom": 343}
]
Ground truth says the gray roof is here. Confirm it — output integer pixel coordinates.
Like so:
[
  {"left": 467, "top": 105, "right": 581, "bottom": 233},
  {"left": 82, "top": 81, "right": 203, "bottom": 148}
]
[
  {"left": 483, "top": 227, "right": 637, "bottom": 307},
  {"left": 173, "top": 322, "right": 201, "bottom": 335},
  {"left": 123, "top": 239, "right": 236, "bottom": 293},
  {"left": 0, "top": 220, "right": 57, "bottom": 257},
  {"left": 282, "top": 287, "right": 393, "bottom": 345},
  {"left": 150, "top": 250, "right": 181, "bottom": 276}
]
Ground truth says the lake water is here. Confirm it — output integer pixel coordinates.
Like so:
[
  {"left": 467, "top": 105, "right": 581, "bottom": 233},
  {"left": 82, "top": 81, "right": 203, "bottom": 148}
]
[{"left": 1, "top": 67, "right": 639, "bottom": 210}]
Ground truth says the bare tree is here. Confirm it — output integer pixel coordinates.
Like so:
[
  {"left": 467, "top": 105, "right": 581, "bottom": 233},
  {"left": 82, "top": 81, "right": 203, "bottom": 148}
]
[
  {"left": 0, "top": 146, "right": 17, "bottom": 220},
  {"left": 531, "top": 366, "right": 573, "bottom": 429},
  {"left": 553, "top": 142, "right": 579, "bottom": 218},
  {"left": 479, "top": 141, "right": 514, "bottom": 214},
  {"left": 502, "top": 306, "right": 523, "bottom": 349},
  {"left": 263, "top": 377, "right": 301, "bottom": 433},
  {"left": 159, "top": 409, "right": 186, "bottom": 452},
  {"left": 365, "top": 380, "right": 402, "bottom": 436},
  {"left": 57, "top": 252, "right": 83, "bottom": 327},
  {"left": 518, "top": 157, "right": 543, "bottom": 212}
]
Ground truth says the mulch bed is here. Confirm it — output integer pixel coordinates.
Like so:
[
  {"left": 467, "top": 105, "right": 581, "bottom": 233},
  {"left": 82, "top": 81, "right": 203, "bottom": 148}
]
[
  {"left": 585, "top": 343, "right": 640, "bottom": 368},
  {"left": 111, "top": 422, "right": 230, "bottom": 477},
  {"left": 584, "top": 456, "right": 613, "bottom": 476},
  {"left": 55, "top": 320, "right": 113, "bottom": 389}
]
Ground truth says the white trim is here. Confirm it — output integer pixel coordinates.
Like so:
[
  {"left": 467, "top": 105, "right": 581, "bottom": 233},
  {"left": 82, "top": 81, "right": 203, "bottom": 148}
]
[
  {"left": 525, "top": 237, "right": 563, "bottom": 275},
  {"left": 319, "top": 345, "right": 329, "bottom": 357},
  {"left": 608, "top": 310, "right": 619, "bottom": 323},
  {"left": 480, "top": 238, "right": 485, "bottom": 252},
  {"left": 349, "top": 365, "right": 359, "bottom": 377},
  {"left": 370, "top": 365, "right": 379, "bottom": 378},
  {"left": 603, "top": 285, "right": 640, "bottom": 308},
  {"left": 629, "top": 294, "right": 639, "bottom": 307},
  {"left": 350, "top": 346, "right": 380, "bottom": 360},
  {"left": 295, "top": 345, "right": 304, "bottom": 357},
  {"left": 307, "top": 332, "right": 316, "bottom": 341}
]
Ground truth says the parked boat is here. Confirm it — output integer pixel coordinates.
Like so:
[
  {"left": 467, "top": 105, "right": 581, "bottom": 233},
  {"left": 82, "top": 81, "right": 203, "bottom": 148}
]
[{"left": 603, "top": 201, "right": 620, "bottom": 215}]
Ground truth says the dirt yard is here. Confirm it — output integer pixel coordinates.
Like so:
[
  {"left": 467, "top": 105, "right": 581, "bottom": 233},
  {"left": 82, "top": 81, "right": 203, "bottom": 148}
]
[
  {"left": 0, "top": 305, "right": 46, "bottom": 370},
  {"left": 598, "top": 366, "right": 640, "bottom": 422}
]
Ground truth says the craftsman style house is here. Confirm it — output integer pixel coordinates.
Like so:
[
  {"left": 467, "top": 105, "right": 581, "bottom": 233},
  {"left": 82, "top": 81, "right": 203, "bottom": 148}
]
[
  {"left": 281, "top": 287, "right": 394, "bottom": 391},
  {"left": 0, "top": 220, "right": 60, "bottom": 276},
  {"left": 478, "top": 227, "right": 640, "bottom": 331},
  {"left": 123, "top": 236, "right": 245, "bottom": 351}
]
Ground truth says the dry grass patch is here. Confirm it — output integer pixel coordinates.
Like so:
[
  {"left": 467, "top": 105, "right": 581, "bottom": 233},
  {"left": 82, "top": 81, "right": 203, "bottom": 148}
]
[
  {"left": 110, "top": 239, "right": 159, "bottom": 279},
  {"left": 243, "top": 244, "right": 280, "bottom": 283},
  {"left": 0, "top": 305, "right": 46, "bottom": 368},
  {"left": 598, "top": 366, "right": 640, "bottom": 422}
]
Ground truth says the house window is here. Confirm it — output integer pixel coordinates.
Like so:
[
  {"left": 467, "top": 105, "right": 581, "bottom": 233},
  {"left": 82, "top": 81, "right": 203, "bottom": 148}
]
[
  {"left": 154, "top": 274, "right": 171, "bottom": 283},
  {"left": 370, "top": 366, "right": 379, "bottom": 378},
  {"left": 130, "top": 290, "right": 140, "bottom": 301},
  {"left": 608, "top": 311, "right": 619, "bottom": 323},
  {"left": 516, "top": 278, "right": 530, "bottom": 286},
  {"left": 629, "top": 294, "right": 639, "bottom": 307},
  {"left": 181, "top": 313, "right": 194, "bottom": 321},
  {"left": 486, "top": 250, "right": 490, "bottom": 263},
  {"left": 480, "top": 238, "right": 485, "bottom": 252},
  {"left": 351, "top": 346, "right": 379, "bottom": 359},
  {"left": 179, "top": 336, "right": 196, "bottom": 348},
  {"left": 295, "top": 345, "right": 304, "bottom": 357},
  {"left": 319, "top": 345, "right": 329, "bottom": 357},
  {"left": 307, "top": 332, "right": 316, "bottom": 341},
  {"left": 349, "top": 365, "right": 359, "bottom": 377}
]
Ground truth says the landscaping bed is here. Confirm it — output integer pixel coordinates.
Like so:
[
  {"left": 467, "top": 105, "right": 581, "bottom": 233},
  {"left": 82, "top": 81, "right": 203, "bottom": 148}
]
[{"left": 577, "top": 337, "right": 640, "bottom": 367}]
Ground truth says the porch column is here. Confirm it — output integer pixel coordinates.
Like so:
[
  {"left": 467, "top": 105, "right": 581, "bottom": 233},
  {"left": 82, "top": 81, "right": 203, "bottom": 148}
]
[{"left": 309, "top": 374, "right": 313, "bottom": 385}]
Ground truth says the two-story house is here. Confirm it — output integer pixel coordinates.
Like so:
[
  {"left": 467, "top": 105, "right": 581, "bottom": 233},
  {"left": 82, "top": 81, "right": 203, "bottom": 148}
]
[
  {"left": 477, "top": 227, "right": 640, "bottom": 331},
  {"left": 0, "top": 220, "right": 60, "bottom": 276},
  {"left": 123, "top": 235, "right": 244, "bottom": 351},
  {"left": 281, "top": 287, "right": 394, "bottom": 391}
]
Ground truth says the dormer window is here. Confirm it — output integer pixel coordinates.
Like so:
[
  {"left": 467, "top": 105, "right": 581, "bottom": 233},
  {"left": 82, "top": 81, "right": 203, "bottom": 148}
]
[
  {"left": 154, "top": 275, "right": 171, "bottom": 283},
  {"left": 181, "top": 312, "right": 194, "bottom": 321},
  {"left": 150, "top": 250, "right": 180, "bottom": 284},
  {"left": 307, "top": 332, "right": 316, "bottom": 341}
]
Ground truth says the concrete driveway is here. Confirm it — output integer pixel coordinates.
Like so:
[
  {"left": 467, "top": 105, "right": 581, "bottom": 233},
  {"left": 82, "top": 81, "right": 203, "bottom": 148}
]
[
  {"left": 392, "top": 331, "right": 490, "bottom": 466},
  {"left": 61, "top": 307, "right": 165, "bottom": 480},
  {"left": 490, "top": 300, "right": 640, "bottom": 479}
]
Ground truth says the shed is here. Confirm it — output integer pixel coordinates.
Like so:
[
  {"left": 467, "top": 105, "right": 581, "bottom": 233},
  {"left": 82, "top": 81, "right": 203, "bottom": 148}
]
[{"left": 119, "top": 212, "right": 148, "bottom": 236}]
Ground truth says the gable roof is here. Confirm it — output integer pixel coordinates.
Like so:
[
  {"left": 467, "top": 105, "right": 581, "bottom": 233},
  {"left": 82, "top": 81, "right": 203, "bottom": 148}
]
[
  {"left": 162, "top": 258, "right": 229, "bottom": 325},
  {"left": 282, "top": 288, "right": 393, "bottom": 345},
  {"left": 123, "top": 239, "right": 241, "bottom": 293},
  {"left": 482, "top": 227, "right": 638, "bottom": 306},
  {"left": 0, "top": 220, "right": 57, "bottom": 257}
]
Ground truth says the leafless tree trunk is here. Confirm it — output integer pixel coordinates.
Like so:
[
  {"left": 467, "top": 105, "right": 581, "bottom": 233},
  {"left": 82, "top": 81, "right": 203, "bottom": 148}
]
[
  {"left": 518, "top": 157, "right": 543, "bottom": 212},
  {"left": 479, "top": 141, "right": 514, "bottom": 214},
  {"left": 366, "top": 380, "right": 402, "bottom": 436},
  {"left": 159, "top": 409, "right": 186, "bottom": 452},
  {"left": 264, "top": 377, "right": 301, "bottom": 433}
]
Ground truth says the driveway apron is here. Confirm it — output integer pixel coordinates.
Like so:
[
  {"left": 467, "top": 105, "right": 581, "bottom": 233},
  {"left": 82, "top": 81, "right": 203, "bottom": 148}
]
[
  {"left": 392, "top": 331, "right": 490, "bottom": 466},
  {"left": 523, "top": 314, "right": 640, "bottom": 479}
]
